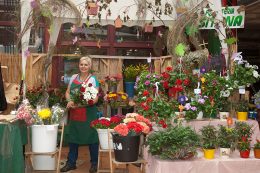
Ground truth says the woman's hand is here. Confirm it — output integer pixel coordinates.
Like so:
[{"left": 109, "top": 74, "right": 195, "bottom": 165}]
[{"left": 67, "top": 101, "right": 76, "bottom": 109}]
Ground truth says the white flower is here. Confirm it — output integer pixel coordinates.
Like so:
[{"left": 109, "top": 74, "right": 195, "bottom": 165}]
[{"left": 253, "top": 70, "right": 260, "bottom": 78}]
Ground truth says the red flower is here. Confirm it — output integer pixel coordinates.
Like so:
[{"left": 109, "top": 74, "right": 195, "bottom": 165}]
[
  {"left": 158, "top": 120, "right": 167, "bottom": 128},
  {"left": 183, "top": 78, "right": 190, "bottom": 86},
  {"left": 110, "top": 116, "right": 122, "bottom": 124},
  {"left": 80, "top": 86, "right": 85, "bottom": 92},
  {"left": 166, "top": 66, "right": 173, "bottom": 72},
  {"left": 88, "top": 83, "right": 93, "bottom": 87},
  {"left": 80, "top": 94, "right": 84, "bottom": 100},
  {"left": 175, "top": 79, "right": 182, "bottom": 85},
  {"left": 127, "top": 122, "right": 143, "bottom": 134},
  {"left": 163, "top": 81, "right": 169, "bottom": 89},
  {"left": 162, "top": 72, "right": 170, "bottom": 79},
  {"left": 88, "top": 99, "right": 94, "bottom": 105},
  {"left": 143, "top": 90, "right": 149, "bottom": 96},
  {"left": 146, "top": 97, "right": 153, "bottom": 103}
]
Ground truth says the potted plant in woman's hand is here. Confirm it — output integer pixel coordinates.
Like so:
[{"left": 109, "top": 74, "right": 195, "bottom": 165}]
[
  {"left": 217, "top": 125, "right": 238, "bottom": 158},
  {"left": 253, "top": 139, "right": 260, "bottom": 159},
  {"left": 200, "top": 125, "right": 218, "bottom": 159},
  {"left": 235, "top": 100, "right": 249, "bottom": 121}
]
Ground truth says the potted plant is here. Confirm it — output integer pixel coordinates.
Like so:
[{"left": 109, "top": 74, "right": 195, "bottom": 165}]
[
  {"left": 235, "top": 100, "right": 249, "bottom": 121},
  {"left": 234, "top": 121, "right": 253, "bottom": 141},
  {"left": 254, "top": 139, "right": 260, "bottom": 159},
  {"left": 217, "top": 99, "right": 231, "bottom": 121},
  {"left": 238, "top": 140, "right": 251, "bottom": 158},
  {"left": 106, "top": 91, "right": 128, "bottom": 116},
  {"left": 90, "top": 115, "right": 124, "bottom": 150},
  {"left": 200, "top": 125, "right": 218, "bottom": 159},
  {"left": 146, "top": 126, "right": 200, "bottom": 160},
  {"left": 104, "top": 74, "right": 122, "bottom": 92},
  {"left": 217, "top": 125, "right": 238, "bottom": 158},
  {"left": 123, "top": 64, "right": 148, "bottom": 98},
  {"left": 112, "top": 113, "right": 152, "bottom": 162}
]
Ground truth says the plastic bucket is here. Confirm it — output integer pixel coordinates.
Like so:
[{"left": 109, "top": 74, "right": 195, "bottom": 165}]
[
  {"left": 112, "top": 134, "right": 140, "bottom": 162},
  {"left": 97, "top": 129, "right": 114, "bottom": 150},
  {"left": 31, "top": 124, "right": 59, "bottom": 170},
  {"left": 124, "top": 82, "right": 135, "bottom": 98},
  {"left": 203, "top": 149, "right": 215, "bottom": 159},
  {"left": 237, "top": 112, "right": 248, "bottom": 121}
]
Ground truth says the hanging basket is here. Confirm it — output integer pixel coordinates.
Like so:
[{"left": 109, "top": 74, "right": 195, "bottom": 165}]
[{"left": 112, "top": 133, "right": 140, "bottom": 162}]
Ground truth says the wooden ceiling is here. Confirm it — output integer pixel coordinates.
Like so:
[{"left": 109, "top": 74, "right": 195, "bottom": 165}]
[{"left": 237, "top": 0, "right": 260, "bottom": 64}]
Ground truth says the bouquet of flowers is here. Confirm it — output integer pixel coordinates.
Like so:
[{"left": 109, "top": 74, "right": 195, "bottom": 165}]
[
  {"left": 90, "top": 115, "right": 124, "bottom": 129},
  {"left": 106, "top": 91, "right": 128, "bottom": 108},
  {"left": 113, "top": 113, "right": 152, "bottom": 136},
  {"left": 71, "top": 83, "right": 98, "bottom": 106},
  {"left": 104, "top": 74, "right": 122, "bottom": 86},
  {"left": 16, "top": 99, "right": 35, "bottom": 125}
]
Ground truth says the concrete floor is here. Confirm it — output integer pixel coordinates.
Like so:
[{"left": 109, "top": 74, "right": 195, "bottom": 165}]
[{"left": 26, "top": 146, "right": 143, "bottom": 173}]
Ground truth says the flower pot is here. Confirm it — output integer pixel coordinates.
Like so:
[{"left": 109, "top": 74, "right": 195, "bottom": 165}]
[
  {"left": 240, "top": 149, "right": 250, "bottom": 158},
  {"left": 219, "top": 148, "right": 231, "bottom": 159},
  {"left": 237, "top": 112, "right": 248, "bottom": 121},
  {"left": 31, "top": 124, "right": 59, "bottom": 170},
  {"left": 112, "top": 134, "right": 140, "bottom": 162},
  {"left": 124, "top": 82, "right": 135, "bottom": 98},
  {"left": 203, "top": 149, "right": 215, "bottom": 159},
  {"left": 254, "top": 148, "right": 260, "bottom": 159},
  {"left": 97, "top": 129, "right": 114, "bottom": 150},
  {"left": 197, "top": 111, "right": 203, "bottom": 120},
  {"left": 219, "top": 112, "right": 229, "bottom": 121}
]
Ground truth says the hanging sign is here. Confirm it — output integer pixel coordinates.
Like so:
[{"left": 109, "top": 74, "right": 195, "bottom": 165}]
[{"left": 200, "top": 6, "right": 245, "bottom": 29}]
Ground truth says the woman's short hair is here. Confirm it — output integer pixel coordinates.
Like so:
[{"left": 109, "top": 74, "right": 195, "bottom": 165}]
[{"left": 79, "top": 56, "right": 92, "bottom": 65}]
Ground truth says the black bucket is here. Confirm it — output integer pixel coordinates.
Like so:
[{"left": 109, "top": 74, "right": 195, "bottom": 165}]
[{"left": 112, "top": 134, "right": 140, "bottom": 162}]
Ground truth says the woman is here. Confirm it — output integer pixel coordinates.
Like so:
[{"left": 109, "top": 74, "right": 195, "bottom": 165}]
[{"left": 61, "top": 56, "right": 99, "bottom": 173}]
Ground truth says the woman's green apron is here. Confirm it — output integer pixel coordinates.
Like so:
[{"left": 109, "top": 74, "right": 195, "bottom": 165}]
[{"left": 65, "top": 75, "right": 98, "bottom": 144}]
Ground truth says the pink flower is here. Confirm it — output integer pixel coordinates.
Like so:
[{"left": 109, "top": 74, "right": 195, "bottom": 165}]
[{"left": 114, "top": 124, "right": 129, "bottom": 136}]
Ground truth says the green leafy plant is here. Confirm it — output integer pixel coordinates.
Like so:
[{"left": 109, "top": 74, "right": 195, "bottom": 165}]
[
  {"left": 123, "top": 64, "right": 148, "bottom": 82},
  {"left": 238, "top": 140, "right": 250, "bottom": 151},
  {"left": 235, "top": 100, "right": 249, "bottom": 112},
  {"left": 200, "top": 125, "right": 218, "bottom": 149},
  {"left": 217, "top": 98, "right": 231, "bottom": 112},
  {"left": 217, "top": 125, "right": 238, "bottom": 150},
  {"left": 254, "top": 139, "right": 260, "bottom": 149},
  {"left": 146, "top": 126, "right": 200, "bottom": 160},
  {"left": 235, "top": 121, "right": 253, "bottom": 140}
]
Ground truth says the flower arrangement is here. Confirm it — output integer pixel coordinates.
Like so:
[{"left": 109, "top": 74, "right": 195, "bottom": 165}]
[
  {"left": 71, "top": 83, "right": 98, "bottom": 106},
  {"left": 16, "top": 99, "right": 65, "bottom": 125},
  {"left": 184, "top": 102, "right": 198, "bottom": 120},
  {"left": 123, "top": 64, "right": 148, "bottom": 82},
  {"left": 90, "top": 115, "right": 124, "bottom": 129},
  {"left": 106, "top": 91, "right": 128, "bottom": 108},
  {"left": 113, "top": 113, "right": 152, "bottom": 136},
  {"left": 235, "top": 121, "right": 253, "bottom": 140},
  {"left": 104, "top": 74, "right": 122, "bottom": 86},
  {"left": 200, "top": 125, "right": 218, "bottom": 149}
]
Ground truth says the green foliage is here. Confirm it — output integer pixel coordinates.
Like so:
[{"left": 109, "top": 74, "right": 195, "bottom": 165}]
[
  {"left": 174, "top": 43, "right": 186, "bottom": 57},
  {"left": 235, "top": 100, "right": 249, "bottom": 112},
  {"left": 200, "top": 125, "right": 218, "bottom": 149},
  {"left": 217, "top": 125, "right": 238, "bottom": 149},
  {"left": 224, "top": 37, "right": 237, "bottom": 45},
  {"left": 146, "top": 126, "right": 200, "bottom": 160},
  {"left": 254, "top": 140, "right": 260, "bottom": 149},
  {"left": 235, "top": 121, "right": 253, "bottom": 139},
  {"left": 216, "top": 98, "right": 231, "bottom": 112},
  {"left": 123, "top": 64, "right": 148, "bottom": 82},
  {"left": 238, "top": 140, "right": 250, "bottom": 151},
  {"left": 185, "top": 24, "right": 198, "bottom": 36}
]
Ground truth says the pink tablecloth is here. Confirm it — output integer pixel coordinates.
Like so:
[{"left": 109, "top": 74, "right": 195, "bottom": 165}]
[
  {"left": 184, "top": 119, "right": 260, "bottom": 146},
  {"left": 144, "top": 149, "right": 260, "bottom": 173},
  {"left": 144, "top": 119, "right": 260, "bottom": 173}
]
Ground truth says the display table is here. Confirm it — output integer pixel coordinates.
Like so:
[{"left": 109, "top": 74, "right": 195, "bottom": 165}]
[
  {"left": 144, "top": 119, "right": 260, "bottom": 173},
  {"left": 144, "top": 149, "right": 260, "bottom": 173},
  {"left": 184, "top": 119, "right": 260, "bottom": 146},
  {"left": 0, "top": 117, "right": 27, "bottom": 173}
]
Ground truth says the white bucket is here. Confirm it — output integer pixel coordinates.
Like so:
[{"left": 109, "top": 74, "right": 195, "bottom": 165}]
[
  {"left": 31, "top": 124, "right": 59, "bottom": 170},
  {"left": 97, "top": 129, "right": 114, "bottom": 150}
]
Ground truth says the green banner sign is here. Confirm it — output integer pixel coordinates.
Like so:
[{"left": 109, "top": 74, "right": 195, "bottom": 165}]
[{"left": 200, "top": 6, "right": 245, "bottom": 29}]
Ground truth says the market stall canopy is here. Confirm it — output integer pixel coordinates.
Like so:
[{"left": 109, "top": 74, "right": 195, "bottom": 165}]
[{"left": 50, "top": 0, "right": 204, "bottom": 27}]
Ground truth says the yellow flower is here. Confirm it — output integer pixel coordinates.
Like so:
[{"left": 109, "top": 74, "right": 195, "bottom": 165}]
[
  {"left": 38, "top": 108, "right": 51, "bottom": 120},
  {"left": 201, "top": 77, "right": 206, "bottom": 83},
  {"left": 178, "top": 105, "right": 184, "bottom": 112},
  {"left": 121, "top": 95, "right": 127, "bottom": 100}
]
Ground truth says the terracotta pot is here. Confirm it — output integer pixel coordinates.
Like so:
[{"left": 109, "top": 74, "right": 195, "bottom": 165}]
[
  {"left": 254, "top": 148, "right": 260, "bottom": 159},
  {"left": 240, "top": 149, "right": 250, "bottom": 158}
]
